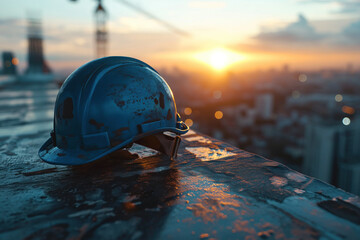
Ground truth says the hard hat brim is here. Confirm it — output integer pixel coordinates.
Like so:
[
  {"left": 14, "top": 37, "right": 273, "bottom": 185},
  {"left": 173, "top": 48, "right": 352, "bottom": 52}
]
[
  {"left": 38, "top": 137, "right": 119, "bottom": 165},
  {"left": 38, "top": 125, "right": 189, "bottom": 165}
]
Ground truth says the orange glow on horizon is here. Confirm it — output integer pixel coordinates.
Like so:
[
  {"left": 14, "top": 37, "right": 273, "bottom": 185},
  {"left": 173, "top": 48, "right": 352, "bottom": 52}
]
[
  {"left": 45, "top": 49, "right": 360, "bottom": 75},
  {"left": 194, "top": 48, "right": 246, "bottom": 71}
]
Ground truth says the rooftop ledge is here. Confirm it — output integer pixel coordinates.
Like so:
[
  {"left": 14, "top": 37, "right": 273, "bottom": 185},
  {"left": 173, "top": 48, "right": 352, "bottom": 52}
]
[{"left": 1, "top": 82, "right": 360, "bottom": 239}]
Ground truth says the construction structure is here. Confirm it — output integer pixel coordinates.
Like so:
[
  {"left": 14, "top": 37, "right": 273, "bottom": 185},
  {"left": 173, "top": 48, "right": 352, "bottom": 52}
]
[
  {"left": 25, "top": 18, "right": 51, "bottom": 75},
  {"left": 95, "top": 0, "right": 108, "bottom": 58},
  {"left": 1, "top": 52, "right": 17, "bottom": 75},
  {"left": 0, "top": 51, "right": 18, "bottom": 86},
  {"left": 70, "top": 0, "right": 189, "bottom": 59}
]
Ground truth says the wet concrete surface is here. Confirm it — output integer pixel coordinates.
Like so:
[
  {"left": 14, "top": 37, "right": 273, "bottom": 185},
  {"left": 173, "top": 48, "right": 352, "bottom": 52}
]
[{"left": 0, "top": 82, "right": 360, "bottom": 239}]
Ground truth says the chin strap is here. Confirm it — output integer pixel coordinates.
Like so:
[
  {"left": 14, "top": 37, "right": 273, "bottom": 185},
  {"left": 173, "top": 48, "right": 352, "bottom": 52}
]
[{"left": 135, "top": 133, "right": 181, "bottom": 160}]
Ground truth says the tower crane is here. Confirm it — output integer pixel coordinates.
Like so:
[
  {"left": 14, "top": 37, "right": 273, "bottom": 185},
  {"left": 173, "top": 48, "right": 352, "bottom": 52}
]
[{"left": 69, "top": 0, "right": 190, "bottom": 59}]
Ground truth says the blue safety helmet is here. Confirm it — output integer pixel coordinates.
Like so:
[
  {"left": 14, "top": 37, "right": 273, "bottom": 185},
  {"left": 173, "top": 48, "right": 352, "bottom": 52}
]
[{"left": 39, "top": 56, "right": 189, "bottom": 165}]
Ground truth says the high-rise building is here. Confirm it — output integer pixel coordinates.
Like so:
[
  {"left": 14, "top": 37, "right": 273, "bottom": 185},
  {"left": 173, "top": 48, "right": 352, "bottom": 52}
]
[
  {"left": 303, "top": 118, "right": 360, "bottom": 195},
  {"left": 2, "top": 52, "right": 17, "bottom": 75},
  {"left": 336, "top": 122, "right": 360, "bottom": 195},
  {"left": 303, "top": 123, "right": 337, "bottom": 183},
  {"left": 25, "top": 18, "right": 51, "bottom": 74},
  {"left": 255, "top": 93, "right": 273, "bottom": 119}
]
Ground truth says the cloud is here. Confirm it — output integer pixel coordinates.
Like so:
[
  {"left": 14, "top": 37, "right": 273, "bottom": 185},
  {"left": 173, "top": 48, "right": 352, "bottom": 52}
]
[
  {"left": 0, "top": 17, "right": 181, "bottom": 73},
  {"left": 337, "top": 0, "right": 360, "bottom": 13},
  {"left": 331, "top": 19, "right": 360, "bottom": 48},
  {"left": 342, "top": 19, "right": 360, "bottom": 38},
  {"left": 0, "top": 18, "right": 26, "bottom": 42},
  {"left": 299, "top": 0, "right": 360, "bottom": 14},
  {"left": 109, "top": 16, "right": 166, "bottom": 34},
  {"left": 254, "top": 14, "right": 324, "bottom": 44},
  {"left": 248, "top": 14, "right": 360, "bottom": 52}
]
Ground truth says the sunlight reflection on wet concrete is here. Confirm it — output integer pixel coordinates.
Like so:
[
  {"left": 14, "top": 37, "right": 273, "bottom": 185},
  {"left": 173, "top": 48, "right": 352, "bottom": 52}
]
[
  {"left": 184, "top": 135, "right": 212, "bottom": 144},
  {"left": 1, "top": 82, "right": 360, "bottom": 239},
  {"left": 269, "top": 176, "right": 288, "bottom": 187},
  {"left": 185, "top": 147, "right": 237, "bottom": 161}
]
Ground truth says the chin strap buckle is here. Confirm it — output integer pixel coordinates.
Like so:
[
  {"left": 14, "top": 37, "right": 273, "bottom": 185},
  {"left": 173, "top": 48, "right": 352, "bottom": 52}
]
[
  {"left": 135, "top": 133, "right": 182, "bottom": 160},
  {"left": 170, "top": 135, "right": 181, "bottom": 159}
]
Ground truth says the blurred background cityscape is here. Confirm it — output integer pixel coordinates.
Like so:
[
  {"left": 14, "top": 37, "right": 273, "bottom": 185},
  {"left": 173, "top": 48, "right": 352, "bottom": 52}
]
[{"left": 1, "top": 0, "right": 360, "bottom": 196}]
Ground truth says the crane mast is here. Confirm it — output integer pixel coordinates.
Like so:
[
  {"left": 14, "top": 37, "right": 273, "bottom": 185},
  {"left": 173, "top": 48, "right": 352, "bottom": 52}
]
[{"left": 95, "top": 0, "right": 107, "bottom": 58}]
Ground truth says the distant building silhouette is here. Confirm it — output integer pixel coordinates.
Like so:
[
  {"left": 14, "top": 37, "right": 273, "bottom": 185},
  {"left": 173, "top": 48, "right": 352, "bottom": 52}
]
[
  {"left": 25, "top": 18, "right": 51, "bottom": 74},
  {"left": 303, "top": 119, "right": 360, "bottom": 195},
  {"left": 2, "top": 52, "right": 17, "bottom": 75},
  {"left": 256, "top": 94, "right": 273, "bottom": 119},
  {"left": 337, "top": 124, "right": 360, "bottom": 195}
]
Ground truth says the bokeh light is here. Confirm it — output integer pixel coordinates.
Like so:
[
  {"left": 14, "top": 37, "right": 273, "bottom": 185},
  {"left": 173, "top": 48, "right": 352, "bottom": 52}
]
[
  {"left": 214, "top": 111, "right": 223, "bottom": 120},
  {"left": 342, "top": 106, "right": 355, "bottom": 115},
  {"left": 184, "top": 107, "right": 192, "bottom": 115},
  {"left": 11, "top": 57, "right": 19, "bottom": 65},
  {"left": 335, "top": 94, "right": 343, "bottom": 102},
  {"left": 185, "top": 119, "right": 193, "bottom": 127},
  {"left": 298, "top": 74, "right": 307, "bottom": 82},
  {"left": 342, "top": 117, "right": 351, "bottom": 126}
]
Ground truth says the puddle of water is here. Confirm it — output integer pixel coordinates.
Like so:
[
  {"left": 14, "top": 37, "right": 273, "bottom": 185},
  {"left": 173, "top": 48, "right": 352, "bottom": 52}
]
[
  {"left": 185, "top": 147, "right": 236, "bottom": 161},
  {"left": 181, "top": 175, "right": 243, "bottom": 224}
]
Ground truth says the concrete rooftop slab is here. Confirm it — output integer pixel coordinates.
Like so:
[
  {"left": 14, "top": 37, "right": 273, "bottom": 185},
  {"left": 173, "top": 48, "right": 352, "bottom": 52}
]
[{"left": 0, "top": 82, "right": 359, "bottom": 239}]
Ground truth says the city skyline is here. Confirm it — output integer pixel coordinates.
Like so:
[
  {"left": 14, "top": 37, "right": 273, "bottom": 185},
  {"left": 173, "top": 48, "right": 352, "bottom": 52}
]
[{"left": 0, "top": 0, "right": 360, "bottom": 73}]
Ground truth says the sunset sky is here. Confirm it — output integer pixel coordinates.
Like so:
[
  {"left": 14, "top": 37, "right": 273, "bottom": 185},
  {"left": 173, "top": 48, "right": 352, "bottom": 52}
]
[{"left": 1, "top": 0, "right": 360, "bottom": 73}]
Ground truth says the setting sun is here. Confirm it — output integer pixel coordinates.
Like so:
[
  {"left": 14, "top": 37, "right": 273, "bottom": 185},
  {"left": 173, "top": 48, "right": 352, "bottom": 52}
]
[{"left": 195, "top": 48, "right": 245, "bottom": 71}]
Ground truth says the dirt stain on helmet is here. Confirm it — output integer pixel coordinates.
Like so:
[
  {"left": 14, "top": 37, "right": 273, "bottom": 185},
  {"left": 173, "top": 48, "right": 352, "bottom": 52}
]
[
  {"left": 159, "top": 92, "right": 165, "bottom": 109},
  {"left": 166, "top": 109, "right": 172, "bottom": 120},
  {"left": 62, "top": 98, "right": 74, "bottom": 119},
  {"left": 89, "top": 119, "right": 105, "bottom": 129}
]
